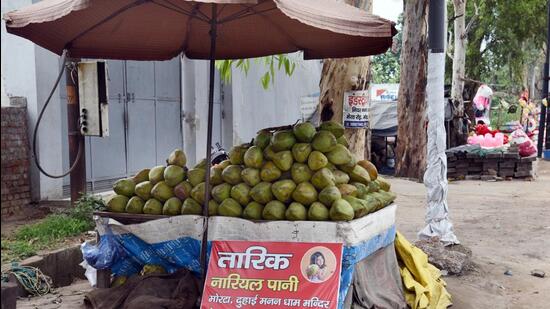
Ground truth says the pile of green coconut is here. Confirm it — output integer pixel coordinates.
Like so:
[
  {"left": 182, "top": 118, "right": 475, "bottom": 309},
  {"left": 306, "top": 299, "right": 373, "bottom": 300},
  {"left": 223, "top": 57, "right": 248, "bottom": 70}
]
[{"left": 107, "top": 121, "right": 395, "bottom": 222}]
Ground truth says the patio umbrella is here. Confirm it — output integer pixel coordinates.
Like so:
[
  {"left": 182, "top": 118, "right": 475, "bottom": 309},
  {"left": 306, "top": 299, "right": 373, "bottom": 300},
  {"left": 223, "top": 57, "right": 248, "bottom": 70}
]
[{"left": 5, "top": 0, "right": 397, "bottom": 276}]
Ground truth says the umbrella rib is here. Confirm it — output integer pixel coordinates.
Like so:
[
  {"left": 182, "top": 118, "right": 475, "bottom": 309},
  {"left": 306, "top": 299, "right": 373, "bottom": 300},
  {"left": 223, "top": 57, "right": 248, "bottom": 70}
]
[
  {"left": 246, "top": 5, "right": 302, "bottom": 50},
  {"left": 163, "top": 0, "right": 210, "bottom": 21},
  {"left": 219, "top": 7, "right": 277, "bottom": 24},
  {"left": 218, "top": 2, "right": 267, "bottom": 24},
  {"left": 66, "top": 0, "right": 149, "bottom": 48},
  {"left": 151, "top": 0, "right": 209, "bottom": 22},
  {"left": 178, "top": 4, "right": 201, "bottom": 54}
]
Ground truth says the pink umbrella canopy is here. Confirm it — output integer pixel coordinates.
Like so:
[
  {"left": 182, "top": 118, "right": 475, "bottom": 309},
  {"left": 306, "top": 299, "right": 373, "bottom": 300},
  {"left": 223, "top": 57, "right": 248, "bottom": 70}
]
[{"left": 4, "top": 0, "right": 396, "bottom": 61}]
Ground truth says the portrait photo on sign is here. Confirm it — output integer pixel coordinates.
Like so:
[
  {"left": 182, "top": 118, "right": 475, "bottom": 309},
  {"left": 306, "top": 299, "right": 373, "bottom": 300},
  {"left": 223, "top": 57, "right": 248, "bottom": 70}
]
[{"left": 300, "top": 246, "right": 337, "bottom": 283}]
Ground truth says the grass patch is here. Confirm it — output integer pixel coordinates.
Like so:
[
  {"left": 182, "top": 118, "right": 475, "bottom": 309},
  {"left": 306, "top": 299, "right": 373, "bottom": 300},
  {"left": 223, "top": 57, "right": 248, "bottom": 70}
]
[
  {"left": 1, "top": 194, "right": 105, "bottom": 264},
  {"left": 14, "top": 214, "right": 93, "bottom": 244},
  {"left": 1, "top": 240, "right": 37, "bottom": 263}
]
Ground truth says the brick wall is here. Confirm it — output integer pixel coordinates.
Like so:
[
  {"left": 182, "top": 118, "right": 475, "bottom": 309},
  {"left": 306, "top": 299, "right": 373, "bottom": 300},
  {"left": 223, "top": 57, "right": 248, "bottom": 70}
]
[{"left": 1, "top": 104, "right": 31, "bottom": 217}]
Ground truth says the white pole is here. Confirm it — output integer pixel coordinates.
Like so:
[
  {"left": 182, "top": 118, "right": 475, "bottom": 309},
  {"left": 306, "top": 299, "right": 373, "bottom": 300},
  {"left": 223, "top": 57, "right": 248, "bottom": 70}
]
[{"left": 419, "top": 0, "right": 459, "bottom": 245}]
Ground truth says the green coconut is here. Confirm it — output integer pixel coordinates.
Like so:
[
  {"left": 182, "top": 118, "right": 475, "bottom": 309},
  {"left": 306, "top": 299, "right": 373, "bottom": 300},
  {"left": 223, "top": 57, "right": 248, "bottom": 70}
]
[
  {"left": 107, "top": 195, "right": 129, "bottom": 213},
  {"left": 126, "top": 196, "right": 144, "bottom": 214},
  {"left": 167, "top": 149, "right": 187, "bottom": 167},
  {"left": 143, "top": 198, "right": 163, "bottom": 215},
  {"left": 262, "top": 200, "right": 286, "bottom": 220},
  {"left": 293, "top": 122, "right": 317, "bottom": 143},
  {"left": 244, "top": 146, "right": 264, "bottom": 169},
  {"left": 113, "top": 178, "right": 135, "bottom": 197},
  {"left": 148, "top": 166, "right": 166, "bottom": 184},
  {"left": 162, "top": 197, "right": 182, "bottom": 216},
  {"left": 164, "top": 165, "right": 185, "bottom": 187},
  {"left": 218, "top": 198, "right": 243, "bottom": 217}
]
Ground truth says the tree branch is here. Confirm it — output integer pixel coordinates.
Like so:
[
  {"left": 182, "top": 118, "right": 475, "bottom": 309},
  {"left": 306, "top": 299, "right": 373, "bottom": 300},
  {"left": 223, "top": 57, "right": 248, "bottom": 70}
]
[
  {"left": 462, "top": 3, "right": 479, "bottom": 38},
  {"left": 447, "top": 30, "right": 454, "bottom": 60}
]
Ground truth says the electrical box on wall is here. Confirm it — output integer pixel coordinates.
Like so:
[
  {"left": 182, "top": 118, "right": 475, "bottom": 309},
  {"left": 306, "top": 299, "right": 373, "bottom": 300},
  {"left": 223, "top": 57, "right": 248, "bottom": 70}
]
[{"left": 78, "top": 62, "right": 109, "bottom": 137}]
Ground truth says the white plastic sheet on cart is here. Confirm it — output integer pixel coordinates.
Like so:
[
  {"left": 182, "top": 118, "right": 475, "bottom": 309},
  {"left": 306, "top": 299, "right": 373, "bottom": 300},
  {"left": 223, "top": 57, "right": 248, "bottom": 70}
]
[{"left": 92, "top": 205, "right": 397, "bottom": 309}]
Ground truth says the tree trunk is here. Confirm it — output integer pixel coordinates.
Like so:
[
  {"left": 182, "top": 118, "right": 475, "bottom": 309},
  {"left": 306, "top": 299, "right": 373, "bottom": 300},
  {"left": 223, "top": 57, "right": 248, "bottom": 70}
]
[
  {"left": 449, "top": 0, "right": 467, "bottom": 147},
  {"left": 395, "top": 0, "right": 429, "bottom": 180},
  {"left": 318, "top": 0, "right": 372, "bottom": 161}
]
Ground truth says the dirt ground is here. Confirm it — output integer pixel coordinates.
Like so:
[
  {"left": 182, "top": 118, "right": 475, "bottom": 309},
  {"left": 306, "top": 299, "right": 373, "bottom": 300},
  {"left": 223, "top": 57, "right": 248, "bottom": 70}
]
[
  {"left": 15, "top": 160, "right": 550, "bottom": 309},
  {"left": 394, "top": 159, "right": 550, "bottom": 309}
]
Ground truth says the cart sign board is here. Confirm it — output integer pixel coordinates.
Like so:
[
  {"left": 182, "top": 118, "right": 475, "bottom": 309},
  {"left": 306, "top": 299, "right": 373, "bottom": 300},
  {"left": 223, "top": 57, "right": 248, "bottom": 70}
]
[
  {"left": 201, "top": 241, "right": 343, "bottom": 309},
  {"left": 343, "top": 90, "right": 370, "bottom": 128}
]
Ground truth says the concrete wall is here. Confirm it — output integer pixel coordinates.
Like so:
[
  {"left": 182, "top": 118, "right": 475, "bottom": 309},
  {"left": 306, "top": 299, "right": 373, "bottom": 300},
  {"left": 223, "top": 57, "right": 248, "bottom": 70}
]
[{"left": 2, "top": 0, "right": 64, "bottom": 201}]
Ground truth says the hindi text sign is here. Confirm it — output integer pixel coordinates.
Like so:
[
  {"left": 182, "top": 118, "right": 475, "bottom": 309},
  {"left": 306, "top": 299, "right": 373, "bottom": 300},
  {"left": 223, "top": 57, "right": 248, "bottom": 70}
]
[
  {"left": 343, "top": 90, "right": 369, "bottom": 128},
  {"left": 201, "top": 241, "right": 343, "bottom": 309}
]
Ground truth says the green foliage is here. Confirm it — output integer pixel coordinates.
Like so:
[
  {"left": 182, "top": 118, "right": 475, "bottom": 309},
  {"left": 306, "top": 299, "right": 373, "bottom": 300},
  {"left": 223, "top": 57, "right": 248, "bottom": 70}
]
[
  {"left": 15, "top": 214, "right": 93, "bottom": 243},
  {"left": 489, "top": 93, "right": 521, "bottom": 129},
  {"left": 371, "top": 51, "right": 400, "bottom": 83},
  {"left": 216, "top": 54, "right": 296, "bottom": 90},
  {"left": 1, "top": 194, "right": 104, "bottom": 263},
  {"left": 71, "top": 193, "right": 106, "bottom": 223},
  {"left": 371, "top": 14, "right": 402, "bottom": 84},
  {"left": 1, "top": 240, "right": 37, "bottom": 263},
  {"left": 451, "top": 0, "right": 547, "bottom": 91}
]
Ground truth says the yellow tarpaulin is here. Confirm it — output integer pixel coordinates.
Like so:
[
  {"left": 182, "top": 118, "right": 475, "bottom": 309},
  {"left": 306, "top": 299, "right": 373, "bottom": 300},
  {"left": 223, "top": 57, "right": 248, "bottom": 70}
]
[{"left": 395, "top": 231, "right": 452, "bottom": 309}]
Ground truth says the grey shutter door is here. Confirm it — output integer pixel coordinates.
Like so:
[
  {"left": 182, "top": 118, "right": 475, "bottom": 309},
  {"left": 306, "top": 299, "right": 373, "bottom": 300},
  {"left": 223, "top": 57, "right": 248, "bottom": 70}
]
[
  {"left": 125, "top": 61, "right": 157, "bottom": 174},
  {"left": 154, "top": 59, "right": 183, "bottom": 165},
  {"left": 61, "top": 58, "right": 183, "bottom": 194}
]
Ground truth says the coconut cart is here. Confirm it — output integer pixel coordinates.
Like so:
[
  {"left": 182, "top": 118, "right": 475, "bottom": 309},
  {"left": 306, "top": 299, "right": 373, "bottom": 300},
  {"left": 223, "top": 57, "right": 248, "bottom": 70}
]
[{"left": 5, "top": 0, "right": 402, "bottom": 307}]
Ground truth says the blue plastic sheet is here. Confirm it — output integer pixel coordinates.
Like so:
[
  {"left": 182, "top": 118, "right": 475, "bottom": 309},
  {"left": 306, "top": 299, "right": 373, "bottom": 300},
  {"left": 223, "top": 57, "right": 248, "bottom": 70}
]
[{"left": 82, "top": 230, "right": 126, "bottom": 270}]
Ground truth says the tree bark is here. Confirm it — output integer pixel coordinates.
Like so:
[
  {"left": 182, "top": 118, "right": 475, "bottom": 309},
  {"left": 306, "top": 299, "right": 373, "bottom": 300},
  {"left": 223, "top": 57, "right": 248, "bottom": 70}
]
[
  {"left": 449, "top": 0, "right": 467, "bottom": 147},
  {"left": 318, "top": 0, "right": 372, "bottom": 161},
  {"left": 395, "top": 0, "right": 429, "bottom": 180}
]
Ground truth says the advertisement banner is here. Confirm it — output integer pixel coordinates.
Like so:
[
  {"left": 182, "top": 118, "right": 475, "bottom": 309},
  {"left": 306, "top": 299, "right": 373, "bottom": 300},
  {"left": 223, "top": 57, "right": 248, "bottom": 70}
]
[
  {"left": 370, "top": 84, "right": 399, "bottom": 102},
  {"left": 343, "top": 90, "right": 369, "bottom": 128},
  {"left": 201, "top": 241, "right": 343, "bottom": 309}
]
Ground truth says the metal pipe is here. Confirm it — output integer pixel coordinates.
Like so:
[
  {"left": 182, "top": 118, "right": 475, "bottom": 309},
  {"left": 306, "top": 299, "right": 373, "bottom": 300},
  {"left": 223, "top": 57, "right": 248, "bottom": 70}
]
[
  {"left": 65, "top": 61, "right": 87, "bottom": 205},
  {"left": 538, "top": 1, "right": 549, "bottom": 155},
  {"left": 200, "top": 3, "right": 217, "bottom": 285},
  {"left": 428, "top": 0, "right": 445, "bottom": 53}
]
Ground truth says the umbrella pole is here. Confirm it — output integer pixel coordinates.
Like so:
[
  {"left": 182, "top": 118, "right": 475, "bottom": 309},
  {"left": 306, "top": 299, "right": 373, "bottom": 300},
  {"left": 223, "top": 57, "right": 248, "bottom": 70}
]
[{"left": 200, "top": 3, "right": 218, "bottom": 288}]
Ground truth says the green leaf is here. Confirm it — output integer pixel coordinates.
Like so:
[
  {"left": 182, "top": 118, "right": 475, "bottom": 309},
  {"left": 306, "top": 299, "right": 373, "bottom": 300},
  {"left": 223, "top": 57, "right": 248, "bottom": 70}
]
[
  {"left": 270, "top": 59, "right": 275, "bottom": 84},
  {"left": 289, "top": 62, "right": 296, "bottom": 76},
  {"left": 284, "top": 57, "right": 290, "bottom": 74},
  {"left": 261, "top": 72, "right": 270, "bottom": 90},
  {"left": 243, "top": 59, "right": 250, "bottom": 75}
]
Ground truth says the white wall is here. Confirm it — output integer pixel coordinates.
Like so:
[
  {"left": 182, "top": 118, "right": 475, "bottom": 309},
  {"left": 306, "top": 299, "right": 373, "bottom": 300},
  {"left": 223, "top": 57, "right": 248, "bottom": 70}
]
[
  {"left": 2, "top": 0, "right": 64, "bottom": 200},
  {"left": 181, "top": 55, "right": 322, "bottom": 165},
  {"left": 230, "top": 54, "right": 322, "bottom": 145}
]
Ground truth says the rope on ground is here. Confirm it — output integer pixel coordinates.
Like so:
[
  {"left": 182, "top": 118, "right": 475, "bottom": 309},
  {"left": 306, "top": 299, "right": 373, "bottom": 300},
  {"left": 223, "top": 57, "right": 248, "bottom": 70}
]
[{"left": 1, "top": 263, "right": 53, "bottom": 296}]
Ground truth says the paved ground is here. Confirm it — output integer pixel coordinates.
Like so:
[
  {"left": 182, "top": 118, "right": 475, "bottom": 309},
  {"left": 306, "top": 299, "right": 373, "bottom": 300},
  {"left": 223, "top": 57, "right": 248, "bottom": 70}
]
[
  {"left": 16, "top": 160, "right": 550, "bottom": 308},
  {"left": 17, "top": 280, "right": 89, "bottom": 309}
]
